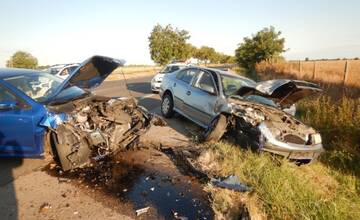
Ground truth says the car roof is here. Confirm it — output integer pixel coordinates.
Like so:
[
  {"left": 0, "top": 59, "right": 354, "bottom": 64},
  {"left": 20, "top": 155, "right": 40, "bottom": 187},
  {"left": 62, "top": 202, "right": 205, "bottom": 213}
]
[
  {"left": 0, "top": 68, "right": 43, "bottom": 79},
  {"left": 191, "top": 66, "right": 256, "bottom": 84},
  {"left": 167, "top": 63, "right": 187, "bottom": 66}
]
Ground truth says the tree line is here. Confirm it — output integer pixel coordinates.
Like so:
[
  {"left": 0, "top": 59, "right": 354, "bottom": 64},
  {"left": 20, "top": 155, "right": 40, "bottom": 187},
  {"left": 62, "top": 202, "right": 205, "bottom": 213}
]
[
  {"left": 149, "top": 24, "right": 286, "bottom": 70},
  {"left": 148, "top": 24, "right": 235, "bottom": 65},
  {"left": 6, "top": 24, "right": 287, "bottom": 71}
]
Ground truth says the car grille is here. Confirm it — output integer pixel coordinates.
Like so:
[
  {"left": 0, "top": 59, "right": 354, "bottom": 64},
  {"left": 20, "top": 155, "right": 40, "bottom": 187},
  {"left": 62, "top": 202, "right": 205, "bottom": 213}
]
[{"left": 283, "top": 134, "right": 306, "bottom": 145}]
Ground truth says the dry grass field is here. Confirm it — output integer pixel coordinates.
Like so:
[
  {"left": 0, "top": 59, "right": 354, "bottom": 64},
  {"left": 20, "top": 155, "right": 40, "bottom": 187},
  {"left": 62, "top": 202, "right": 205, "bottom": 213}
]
[{"left": 255, "top": 59, "right": 360, "bottom": 87}]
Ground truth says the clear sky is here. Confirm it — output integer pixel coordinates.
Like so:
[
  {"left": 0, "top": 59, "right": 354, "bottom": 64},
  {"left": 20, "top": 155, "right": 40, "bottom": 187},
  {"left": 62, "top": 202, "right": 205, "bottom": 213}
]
[{"left": 0, "top": 0, "right": 359, "bottom": 66}]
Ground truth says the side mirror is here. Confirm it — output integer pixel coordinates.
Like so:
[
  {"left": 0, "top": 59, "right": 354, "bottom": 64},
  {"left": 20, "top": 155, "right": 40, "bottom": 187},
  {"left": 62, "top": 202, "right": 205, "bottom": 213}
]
[
  {"left": 0, "top": 100, "right": 18, "bottom": 110},
  {"left": 201, "top": 84, "right": 216, "bottom": 95}
]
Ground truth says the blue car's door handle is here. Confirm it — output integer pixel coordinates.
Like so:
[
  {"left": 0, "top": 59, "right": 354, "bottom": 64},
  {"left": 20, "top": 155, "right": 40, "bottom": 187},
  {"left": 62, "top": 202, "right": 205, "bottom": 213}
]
[
  {"left": 186, "top": 91, "right": 191, "bottom": 96},
  {"left": 173, "top": 82, "right": 176, "bottom": 87}
]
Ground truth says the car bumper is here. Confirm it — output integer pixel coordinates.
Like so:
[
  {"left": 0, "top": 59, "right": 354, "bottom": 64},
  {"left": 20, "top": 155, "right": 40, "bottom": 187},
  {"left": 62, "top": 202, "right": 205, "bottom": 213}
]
[
  {"left": 258, "top": 123, "right": 323, "bottom": 162},
  {"left": 262, "top": 143, "right": 323, "bottom": 162},
  {"left": 151, "top": 81, "right": 162, "bottom": 91}
]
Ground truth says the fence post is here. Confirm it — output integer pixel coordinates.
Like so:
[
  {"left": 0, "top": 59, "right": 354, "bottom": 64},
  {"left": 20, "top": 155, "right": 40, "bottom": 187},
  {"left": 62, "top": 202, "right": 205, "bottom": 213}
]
[
  {"left": 312, "top": 61, "right": 317, "bottom": 80},
  {"left": 299, "top": 60, "right": 302, "bottom": 74},
  {"left": 343, "top": 60, "right": 349, "bottom": 86}
]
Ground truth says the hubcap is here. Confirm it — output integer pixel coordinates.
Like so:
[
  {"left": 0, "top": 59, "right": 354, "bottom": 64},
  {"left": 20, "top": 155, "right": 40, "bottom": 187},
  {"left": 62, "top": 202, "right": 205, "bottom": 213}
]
[{"left": 162, "top": 97, "right": 170, "bottom": 114}]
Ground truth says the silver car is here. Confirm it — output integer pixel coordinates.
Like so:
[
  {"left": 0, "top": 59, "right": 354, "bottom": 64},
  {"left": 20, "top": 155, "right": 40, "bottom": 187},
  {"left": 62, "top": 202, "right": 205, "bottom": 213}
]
[{"left": 159, "top": 67, "right": 323, "bottom": 163}]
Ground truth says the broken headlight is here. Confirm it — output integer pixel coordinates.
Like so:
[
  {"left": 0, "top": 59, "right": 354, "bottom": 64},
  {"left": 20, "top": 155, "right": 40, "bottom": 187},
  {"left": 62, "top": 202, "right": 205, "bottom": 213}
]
[{"left": 309, "top": 133, "right": 322, "bottom": 145}]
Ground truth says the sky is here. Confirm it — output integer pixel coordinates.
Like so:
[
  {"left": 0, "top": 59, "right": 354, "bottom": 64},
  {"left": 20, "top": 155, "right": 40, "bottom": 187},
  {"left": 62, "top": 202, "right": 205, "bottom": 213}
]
[{"left": 0, "top": 0, "right": 359, "bottom": 66}]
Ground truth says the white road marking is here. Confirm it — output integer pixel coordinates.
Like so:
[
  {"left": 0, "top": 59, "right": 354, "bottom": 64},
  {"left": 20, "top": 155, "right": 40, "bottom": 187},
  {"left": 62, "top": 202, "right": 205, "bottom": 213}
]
[{"left": 138, "top": 94, "right": 156, "bottom": 100}]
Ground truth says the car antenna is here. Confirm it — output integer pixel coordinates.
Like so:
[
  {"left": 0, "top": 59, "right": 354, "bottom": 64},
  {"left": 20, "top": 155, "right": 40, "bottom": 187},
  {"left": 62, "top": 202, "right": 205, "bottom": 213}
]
[{"left": 120, "top": 68, "right": 133, "bottom": 97}]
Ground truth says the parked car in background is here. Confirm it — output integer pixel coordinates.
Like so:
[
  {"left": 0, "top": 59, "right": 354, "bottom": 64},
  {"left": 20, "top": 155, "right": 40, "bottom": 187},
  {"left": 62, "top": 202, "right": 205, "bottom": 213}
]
[
  {"left": 160, "top": 66, "right": 323, "bottom": 163},
  {"left": 0, "top": 56, "right": 152, "bottom": 171},
  {"left": 151, "top": 63, "right": 187, "bottom": 92},
  {"left": 47, "top": 63, "right": 80, "bottom": 79},
  {"left": 54, "top": 63, "right": 80, "bottom": 79}
]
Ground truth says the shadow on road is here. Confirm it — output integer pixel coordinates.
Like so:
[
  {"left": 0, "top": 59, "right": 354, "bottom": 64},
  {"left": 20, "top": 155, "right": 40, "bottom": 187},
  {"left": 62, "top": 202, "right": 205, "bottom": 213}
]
[
  {"left": 0, "top": 132, "right": 23, "bottom": 220},
  {"left": 127, "top": 82, "right": 152, "bottom": 94}
]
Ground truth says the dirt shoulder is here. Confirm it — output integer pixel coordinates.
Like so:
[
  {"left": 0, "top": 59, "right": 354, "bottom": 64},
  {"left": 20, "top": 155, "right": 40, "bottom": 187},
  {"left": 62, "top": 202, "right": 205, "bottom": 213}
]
[{"left": 0, "top": 170, "right": 133, "bottom": 220}]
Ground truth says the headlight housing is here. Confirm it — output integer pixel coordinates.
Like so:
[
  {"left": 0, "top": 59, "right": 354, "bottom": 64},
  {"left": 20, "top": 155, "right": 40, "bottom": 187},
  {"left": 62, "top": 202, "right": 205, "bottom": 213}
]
[{"left": 309, "top": 133, "right": 322, "bottom": 145}]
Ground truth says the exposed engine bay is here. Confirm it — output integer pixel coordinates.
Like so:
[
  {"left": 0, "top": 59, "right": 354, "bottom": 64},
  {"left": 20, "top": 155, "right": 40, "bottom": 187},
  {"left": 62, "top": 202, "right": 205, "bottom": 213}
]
[
  {"left": 227, "top": 97, "right": 317, "bottom": 147},
  {"left": 48, "top": 96, "right": 153, "bottom": 171}
]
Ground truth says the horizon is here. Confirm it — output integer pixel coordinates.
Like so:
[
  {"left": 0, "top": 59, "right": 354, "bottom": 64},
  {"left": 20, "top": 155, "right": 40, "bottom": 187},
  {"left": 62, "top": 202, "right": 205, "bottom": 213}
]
[{"left": 0, "top": 0, "right": 359, "bottom": 66}]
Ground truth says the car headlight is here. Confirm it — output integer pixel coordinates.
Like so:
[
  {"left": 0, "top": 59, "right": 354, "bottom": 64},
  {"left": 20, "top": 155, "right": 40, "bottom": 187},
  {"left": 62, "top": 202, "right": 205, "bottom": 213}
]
[{"left": 310, "top": 133, "right": 322, "bottom": 144}]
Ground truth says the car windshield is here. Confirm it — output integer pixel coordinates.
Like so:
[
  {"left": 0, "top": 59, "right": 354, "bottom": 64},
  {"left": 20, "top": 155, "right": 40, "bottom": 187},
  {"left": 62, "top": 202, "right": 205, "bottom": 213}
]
[
  {"left": 3, "top": 72, "right": 87, "bottom": 103},
  {"left": 160, "top": 65, "right": 184, "bottom": 73},
  {"left": 245, "top": 95, "right": 277, "bottom": 108},
  {"left": 221, "top": 74, "right": 256, "bottom": 96}
]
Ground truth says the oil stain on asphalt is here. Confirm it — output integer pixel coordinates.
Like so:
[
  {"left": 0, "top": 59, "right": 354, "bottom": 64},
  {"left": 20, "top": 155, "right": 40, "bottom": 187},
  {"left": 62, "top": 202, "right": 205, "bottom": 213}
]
[{"left": 46, "top": 148, "right": 214, "bottom": 220}]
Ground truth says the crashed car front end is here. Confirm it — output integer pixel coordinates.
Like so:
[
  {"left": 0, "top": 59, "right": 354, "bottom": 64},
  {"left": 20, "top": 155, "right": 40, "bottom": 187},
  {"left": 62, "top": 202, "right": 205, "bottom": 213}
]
[
  {"left": 45, "top": 96, "right": 151, "bottom": 171},
  {"left": 227, "top": 97, "right": 323, "bottom": 163}
]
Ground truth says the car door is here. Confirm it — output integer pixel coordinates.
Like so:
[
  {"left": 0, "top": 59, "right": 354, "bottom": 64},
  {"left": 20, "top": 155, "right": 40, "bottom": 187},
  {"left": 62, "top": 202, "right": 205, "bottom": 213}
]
[
  {"left": 172, "top": 68, "right": 198, "bottom": 114},
  {"left": 184, "top": 69, "right": 219, "bottom": 126},
  {"left": 0, "top": 82, "right": 46, "bottom": 157}
]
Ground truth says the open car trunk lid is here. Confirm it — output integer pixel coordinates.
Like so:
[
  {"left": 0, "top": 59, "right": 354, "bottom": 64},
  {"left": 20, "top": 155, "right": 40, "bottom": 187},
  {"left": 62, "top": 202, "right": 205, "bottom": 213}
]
[{"left": 236, "top": 79, "right": 322, "bottom": 108}]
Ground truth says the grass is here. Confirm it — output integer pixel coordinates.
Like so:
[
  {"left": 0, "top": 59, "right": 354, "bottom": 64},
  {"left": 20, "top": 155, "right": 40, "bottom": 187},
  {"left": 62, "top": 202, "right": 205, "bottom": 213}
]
[
  {"left": 297, "top": 96, "right": 360, "bottom": 181},
  {"left": 206, "top": 142, "right": 360, "bottom": 219}
]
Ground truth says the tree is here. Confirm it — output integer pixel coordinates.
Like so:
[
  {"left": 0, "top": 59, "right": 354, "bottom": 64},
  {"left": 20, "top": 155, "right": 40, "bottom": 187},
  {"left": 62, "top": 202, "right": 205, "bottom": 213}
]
[
  {"left": 6, "top": 51, "right": 38, "bottom": 69},
  {"left": 194, "top": 46, "right": 217, "bottom": 65},
  {"left": 235, "top": 26, "right": 286, "bottom": 70},
  {"left": 148, "top": 24, "right": 190, "bottom": 65}
]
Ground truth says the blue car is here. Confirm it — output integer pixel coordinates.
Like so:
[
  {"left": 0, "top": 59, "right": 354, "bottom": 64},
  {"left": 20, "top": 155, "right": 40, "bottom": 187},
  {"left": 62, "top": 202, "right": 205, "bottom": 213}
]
[{"left": 0, "top": 56, "right": 151, "bottom": 170}]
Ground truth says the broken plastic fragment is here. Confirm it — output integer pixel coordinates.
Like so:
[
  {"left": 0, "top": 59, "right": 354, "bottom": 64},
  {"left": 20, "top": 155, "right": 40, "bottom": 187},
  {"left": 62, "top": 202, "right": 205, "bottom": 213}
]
[
  {"left": 211, "top": 175, "right": 252, "bottom": 192},
  {"left": 40, "top": 112, "right": 67, "bottom": 129},
  {"left": 135, "top": 207, "right": 150, "bottom": 216}
]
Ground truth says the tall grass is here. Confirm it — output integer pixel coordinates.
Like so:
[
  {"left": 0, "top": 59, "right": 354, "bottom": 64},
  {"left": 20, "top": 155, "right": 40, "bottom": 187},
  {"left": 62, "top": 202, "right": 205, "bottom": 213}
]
[
  {"left": 208, "top": 142, "right": 360, "bottom": 219},
  {"left": 297, "top": 96, "right": 360, "bottom": 179}
]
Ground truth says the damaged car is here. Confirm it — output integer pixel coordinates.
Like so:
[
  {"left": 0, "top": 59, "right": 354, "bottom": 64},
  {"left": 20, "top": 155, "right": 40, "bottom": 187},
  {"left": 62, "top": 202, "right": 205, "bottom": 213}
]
[
  {"left": 160, "top": 67, "right": 323, "bottom": 163},
  {"left": 0, "top": 56, "right": 152, "bottom": 170}
]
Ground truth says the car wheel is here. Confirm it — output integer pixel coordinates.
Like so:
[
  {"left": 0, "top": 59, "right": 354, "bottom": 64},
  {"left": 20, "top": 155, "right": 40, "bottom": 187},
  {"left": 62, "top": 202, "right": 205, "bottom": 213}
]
[
  {"left": 161, "top": 93, "right": 174, "bottom": 118},
  {"left": 204, "top": 114, "right": 227, "bottom": 142}
]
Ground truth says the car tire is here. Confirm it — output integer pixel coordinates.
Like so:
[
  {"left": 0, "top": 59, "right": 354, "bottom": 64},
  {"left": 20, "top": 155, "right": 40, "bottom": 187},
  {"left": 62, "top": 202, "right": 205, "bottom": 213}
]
[
  {"left": 204, "top": 114, "right": 227, "bottom": 142},
  {"left": 50, "top": 126, "right": 91, "bottom": 171},
  {"left": 161, "top": 93, "right": 174, "bottom": 118}
]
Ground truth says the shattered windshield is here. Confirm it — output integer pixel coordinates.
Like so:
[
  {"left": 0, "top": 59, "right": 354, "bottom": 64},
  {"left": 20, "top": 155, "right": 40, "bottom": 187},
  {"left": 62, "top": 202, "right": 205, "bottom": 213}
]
[
  {"left": 3, "top": 72, "right": 87, "bottom": 103},
  {"left": 221, "top": 74, "right": 256, "bottom": 96}
]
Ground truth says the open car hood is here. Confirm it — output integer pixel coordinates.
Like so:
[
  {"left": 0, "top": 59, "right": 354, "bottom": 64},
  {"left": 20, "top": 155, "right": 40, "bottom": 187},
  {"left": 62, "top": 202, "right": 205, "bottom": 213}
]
[
  {"left": 48, "top": 55, "right": 124, "bottom": 102},
  {"left": 237, "top": 79, "right": 322, "bottom": 107}
]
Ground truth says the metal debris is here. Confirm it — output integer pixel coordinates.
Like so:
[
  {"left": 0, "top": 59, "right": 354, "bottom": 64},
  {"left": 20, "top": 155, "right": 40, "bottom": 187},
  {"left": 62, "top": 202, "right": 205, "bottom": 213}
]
[{"left": 211, "top": 175, "right": 252, "bottom": 192}]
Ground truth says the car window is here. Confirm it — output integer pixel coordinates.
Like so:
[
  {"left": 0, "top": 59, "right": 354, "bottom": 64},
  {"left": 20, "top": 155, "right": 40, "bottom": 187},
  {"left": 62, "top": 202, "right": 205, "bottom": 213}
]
[
  {"left": 0, "top": 84, "right": 29, "bottom": 108},
  {"left": 69, "top": 66, "right": 78, "bottom": 72},
  {"left": 221, "top": 75, "right": 255, "bottom": 96},
  {"left": 193, "top": 71, "right": 216, "bottom": 93},
  {"left": 170, "top": 66, "right": 180, "bottom": 72},
  {"left": 59, "top": 68, "right": 69, "bottom": 76},
  {"left": 176, "top": 69, "right": 197, "bottom": 84},
  {"left": 0, "top": 85, "right": 17, "bottom": 102}
]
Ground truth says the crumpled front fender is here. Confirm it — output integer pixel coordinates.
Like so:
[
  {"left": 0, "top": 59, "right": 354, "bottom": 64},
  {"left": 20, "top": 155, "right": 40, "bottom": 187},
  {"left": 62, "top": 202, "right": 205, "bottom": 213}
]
[{"left": 40, "top": 112, "right": 67, "bottom": 129}]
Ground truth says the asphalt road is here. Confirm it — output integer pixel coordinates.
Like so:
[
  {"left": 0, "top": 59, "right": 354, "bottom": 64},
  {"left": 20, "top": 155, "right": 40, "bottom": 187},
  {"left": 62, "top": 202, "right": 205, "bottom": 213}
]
[{"left": 0, "top": 74, "right": 200, "bottom": 186}]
